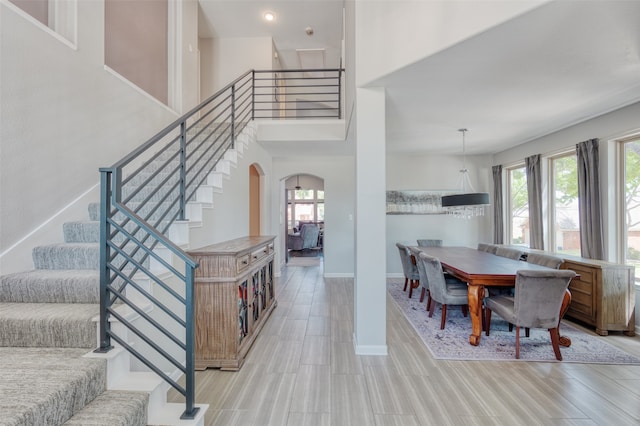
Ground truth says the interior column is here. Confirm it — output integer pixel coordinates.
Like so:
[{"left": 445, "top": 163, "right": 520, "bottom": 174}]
[{"left": 353, "top": 86, "right": 387, "bottom": 355}]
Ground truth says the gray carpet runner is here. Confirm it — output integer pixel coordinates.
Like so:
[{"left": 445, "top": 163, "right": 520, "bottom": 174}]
[
  {"left": 0, "top": 202, "right": 148, "bottom": 425},
  {"left": 0, "top": 303, "right": 98, "bottom": 348},
  {"left": 0, "top": 347, "right": 107, "bottom": 426},
  {"left": 63, "top": 391, "right": 148, "bottom": 426},
  {"left": 0, "top": 270, "right": 99, "bottom": 303},
  {"left": 32, "top": 243, "right": 99, "bottom": 270}
]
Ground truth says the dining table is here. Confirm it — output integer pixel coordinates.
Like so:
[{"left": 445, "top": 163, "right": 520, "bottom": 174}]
[{"left": 412, "top": 246, "right": 573, "bottom": 346}]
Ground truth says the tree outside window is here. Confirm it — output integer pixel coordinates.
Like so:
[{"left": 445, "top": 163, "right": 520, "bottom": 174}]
[
  {"left": 623, "top": 140, "right": 640, "bottom": 275},
  {"left": 509, "top": 167, "right": 529, "bottom": 245},
  {"left": 552, "top": 154, "right": 580, "bottom": 254}
]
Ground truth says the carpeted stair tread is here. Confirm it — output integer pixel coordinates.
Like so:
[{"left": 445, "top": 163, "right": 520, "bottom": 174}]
[
  {"left": 0, "top": 303, "right": 98, "bottom": 348},
  {"left": 33, "top": 243, "right": 99, "bottom": 270},
  {"left": 0, "top": 269, "right": 99, "bottom": 303},
  {"left": 63, "top": 390, "right": 148, "bottom": 426},
  {"left": 63, "top": 221, "right": 100, "bottom": 243},
  {"left": 0, "top": 347, "right": 106, "bottom": 426}
]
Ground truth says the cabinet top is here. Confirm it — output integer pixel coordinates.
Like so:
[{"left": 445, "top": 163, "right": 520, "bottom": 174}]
[{"left": 188, "top": 236, "right": 276, "bottom": 255}]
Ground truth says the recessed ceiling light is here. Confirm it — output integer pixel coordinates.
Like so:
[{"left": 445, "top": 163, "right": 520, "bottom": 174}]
[{"left": 264, "top": 11, "right": 275, "bottom": 22}]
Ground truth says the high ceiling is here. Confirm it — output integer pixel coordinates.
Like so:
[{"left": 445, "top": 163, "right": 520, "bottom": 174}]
[
  {"left": 198, "top": 1, "right": 640, "bottom": 156},
  {"left": 198, "top": 0, "right": 344, "bottom": 69}
]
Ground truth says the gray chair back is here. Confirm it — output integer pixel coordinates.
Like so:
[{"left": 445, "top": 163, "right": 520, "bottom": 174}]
[
  {"left": 396, "top": 242, "right": 418, "bottom": 280},
  {"left": 478, "top": 243, "right": 499, "bottom": 254},
  {"left": 526, "top": 252, "right": 564, "bottom": 269},
  {"left": 514, "top": 269, "right": 576, "bottom": 329},
  {"left": 495, "top": 246, "right": 525, "bottom": 260},
  {"left": 417, "top": 239, "right": 443, "bottom": 247},
  {"left": 413, "top": 248, "right": 430, "bottom": 293},
  {"left": 418, "top": 252, "right": 468, "bottom": 306},
  {"left": 300, "top": 224, "right": 320, "bottom": 249}
]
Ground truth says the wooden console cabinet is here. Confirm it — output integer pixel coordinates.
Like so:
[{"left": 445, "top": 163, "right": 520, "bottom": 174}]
[
  {"left": 188, "top": 236, "right": 276, "bottom": 370},
  {"left": 558, "top": 255, "right": 635, "bottom": 336}
]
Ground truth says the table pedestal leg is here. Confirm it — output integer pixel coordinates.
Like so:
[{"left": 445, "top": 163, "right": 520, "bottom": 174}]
[{"left": 468, "top": 285, "right": 484, "bottom": 346}]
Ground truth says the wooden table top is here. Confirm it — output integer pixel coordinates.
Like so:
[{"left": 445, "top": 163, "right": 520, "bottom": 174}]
[{"left": 413, "top": 246, "right": 553, "bottom": 286}]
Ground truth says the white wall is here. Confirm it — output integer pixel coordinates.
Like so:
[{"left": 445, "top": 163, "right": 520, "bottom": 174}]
[
  {"left": 385, "top": 153, "right": 493, "bottom": 276},
  {"left": 199, "top": 36, "right": 273, "bottom": 99},
  {"left": 0, "top": 0, "right": 199, "bottom": 273},
  {"left": 272, "top": 156, "right": 355, "bottom": 277},
  {"left": 355, "top": 0, "right": 548, "bottom": 86}
]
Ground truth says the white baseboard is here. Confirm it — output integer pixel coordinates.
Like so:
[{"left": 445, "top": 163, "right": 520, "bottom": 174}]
[
  {"left": 352, "top": 333, "right": 388, "bottom": 356},
  {"left": 324, "top": 272, "right": 354, "bottom": 278}
]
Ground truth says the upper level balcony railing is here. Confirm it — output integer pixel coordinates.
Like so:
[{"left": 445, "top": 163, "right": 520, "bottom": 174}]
[{"left": 253, "top": 68, "right": 343, "bottom": 119}]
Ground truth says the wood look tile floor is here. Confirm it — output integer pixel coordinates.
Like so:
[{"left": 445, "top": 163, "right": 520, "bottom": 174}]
[{"left": 170, "top": 263, "right": 640, "bottom": 425}]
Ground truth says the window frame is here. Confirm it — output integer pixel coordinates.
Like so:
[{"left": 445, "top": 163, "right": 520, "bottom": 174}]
[{"left": 287, "top": 188, "right": 325, "bottom": 231}]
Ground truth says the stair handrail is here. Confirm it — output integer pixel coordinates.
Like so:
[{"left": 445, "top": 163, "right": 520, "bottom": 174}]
[{"left": 96, "top": 67, "right": 344, "bottom": 420}]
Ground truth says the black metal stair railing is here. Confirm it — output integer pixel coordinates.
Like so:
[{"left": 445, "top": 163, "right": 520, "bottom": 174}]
[{"left": 96, "top": 68, "right": 344, "bottom": 419}]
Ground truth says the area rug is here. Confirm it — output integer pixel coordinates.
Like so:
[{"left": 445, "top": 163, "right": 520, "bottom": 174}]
[{"left": 388, "top": 279, "right": 640, "bottom": 364}]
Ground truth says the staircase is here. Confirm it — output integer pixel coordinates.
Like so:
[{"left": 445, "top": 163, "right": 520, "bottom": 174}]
[{"left": 0, "top": 123, "right": 255, "bottom": 426}]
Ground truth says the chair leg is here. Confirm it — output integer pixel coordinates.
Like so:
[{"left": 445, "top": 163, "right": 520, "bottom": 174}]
[
  {"left": 508, "top": 323, "right": 513, "bottom": 332},
  {"left": 420, "top": 287, "right": 426, "bottom": 303},
  {"left": 515, "top": 326, "right": 520, "bottom": 359},
  {"left": 403, "top": 277, "right": 408, "bottom": 291},
  {"left": 484, "top": 308, "right": 492, "bottom": 336},
  {"left": 461, "top": 304, "right": 468, "bottom": 317},
  {"left": 408, "top": 280, "right": 414, "bottom": 298},
  {"left": 525, "top": 328, "right": 530, "bottom": 338},
  {"left": 549, "top": 328, "right": 563, "bottom": 361},
  {"left": 440, "top": 304, "right": 447, "bottom": 329},
  {"left": 428, "top": 299, "right": 435, "bottom": 317},
  {"left": 426, "top": 291, "right": 432, "bottom": 312}
]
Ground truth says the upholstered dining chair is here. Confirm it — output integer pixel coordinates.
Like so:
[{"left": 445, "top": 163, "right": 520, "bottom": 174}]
[
  {"left": 495, "top": 246, "right": 525, "bottom": 260},
  {"left": 396, "top": 242, "right": 420, "bottom": 298},
  {"left": 417, "top": 239, "right": 443, "bottom": 247},
  {"left": 417, "top": 252, "right": 469, "bottom": 330},
  {"left": 527, "top": 252, "right": 564, "bottom": 269},
  {"left": 478, "top": 243, "right": 499, "bottom": 254},
  {"left": 410, "top": 246, "right": 466, "bottom": 312},
  {"left": 487, "top": 246, "right": 525, "bottom": 298},
  {"left": 484, "top": 269, "right": 576, "bottom": 360}
]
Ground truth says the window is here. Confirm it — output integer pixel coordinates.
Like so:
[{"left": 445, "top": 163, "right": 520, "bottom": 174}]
[
  {"left": 287, "top": 188, "right": 324, "bottom": 232},
  {"left": 621, "top": 137, "right": 640, "bottom": 279},
  {"left": 549, "top": 153, "right": 580, "bottom": 254},
  {"left": 507, "top": 165, "right": 528, "bottom": 246},
  {"left": 9, "top": 0, "right": 77, "bottom": 45}
]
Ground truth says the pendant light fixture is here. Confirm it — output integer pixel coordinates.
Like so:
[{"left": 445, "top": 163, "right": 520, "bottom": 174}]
[
  {"left": 441, "top": 129, "right": 490, "bottom": 218},
  {"left": 295, "top": 175, "right": 301, "bottom": 190}
]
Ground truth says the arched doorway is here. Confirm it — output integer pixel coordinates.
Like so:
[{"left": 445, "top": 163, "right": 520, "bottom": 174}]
[
  {"left": 284, "top": 174, "right": 324, "bottom": 260},
  {"left": 249, "top": 164, "right": 262, "bottom": 236}
]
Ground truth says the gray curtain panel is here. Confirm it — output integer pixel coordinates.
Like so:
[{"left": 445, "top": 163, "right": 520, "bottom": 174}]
[
  {"left": 525, "top": 154, "right": 544, "bottom": 250},
  {"left": 576, "top": 139, "right": 605, "bottom": 260},
  {"left": 492, "top": 165, "right": 504, "bottom": 244}
]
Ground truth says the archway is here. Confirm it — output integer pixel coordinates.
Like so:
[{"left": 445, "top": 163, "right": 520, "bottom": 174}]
[
  {"left": 249, "top": 163, "right": 263, "bottom": 236},
  {"left": 284, "top": 173, "right": 325, "bottom": 260}
]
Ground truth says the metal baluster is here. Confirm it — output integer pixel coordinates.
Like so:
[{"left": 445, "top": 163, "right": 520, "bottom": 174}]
[{"left": 180, "top": 264, "right": 200, "bottom": 420}]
